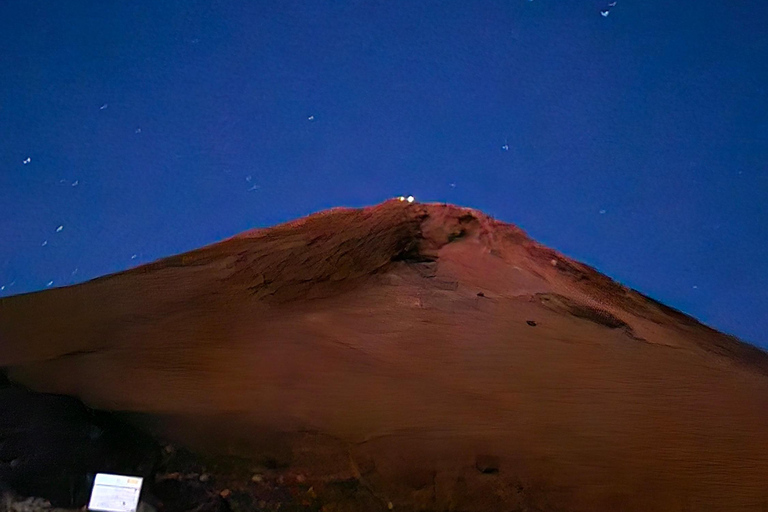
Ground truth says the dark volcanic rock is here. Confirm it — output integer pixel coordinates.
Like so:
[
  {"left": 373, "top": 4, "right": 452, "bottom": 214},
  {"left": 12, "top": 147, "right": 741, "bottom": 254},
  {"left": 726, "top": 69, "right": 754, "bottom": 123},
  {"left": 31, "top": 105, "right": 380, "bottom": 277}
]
[{"left": 0, "top": 383, "right": 159, "bottom": 508}]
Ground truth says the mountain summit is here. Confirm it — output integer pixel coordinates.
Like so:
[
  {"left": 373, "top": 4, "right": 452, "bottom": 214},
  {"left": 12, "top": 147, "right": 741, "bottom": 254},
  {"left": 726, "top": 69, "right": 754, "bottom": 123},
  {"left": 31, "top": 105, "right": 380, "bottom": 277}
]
[{"left": 2, "top": 200, "right": 767, "bottom": 511}]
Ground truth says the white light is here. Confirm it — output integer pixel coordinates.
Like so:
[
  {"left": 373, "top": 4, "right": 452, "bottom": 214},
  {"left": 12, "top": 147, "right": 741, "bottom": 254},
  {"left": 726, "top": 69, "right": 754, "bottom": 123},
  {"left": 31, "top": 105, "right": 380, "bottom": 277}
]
[
  {"left": 397, "top": 196, "right": 405, "bottom": 201},
  {"left": 406, "top": 195, "right": 415, "bottom": 203}
]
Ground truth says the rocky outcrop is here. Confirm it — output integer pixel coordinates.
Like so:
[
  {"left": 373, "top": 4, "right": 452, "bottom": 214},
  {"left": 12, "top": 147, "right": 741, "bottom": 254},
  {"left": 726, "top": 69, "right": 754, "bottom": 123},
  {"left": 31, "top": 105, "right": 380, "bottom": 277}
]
[{"left": 2, "top": 200, "right": 768, "bottom": 511}]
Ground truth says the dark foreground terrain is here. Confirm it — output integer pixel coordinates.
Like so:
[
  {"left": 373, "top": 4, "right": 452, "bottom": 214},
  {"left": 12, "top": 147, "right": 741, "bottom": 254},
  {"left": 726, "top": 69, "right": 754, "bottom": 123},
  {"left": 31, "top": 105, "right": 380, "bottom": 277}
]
[{"left": 0, "top": 381, "right": 395, "bottom": 512}]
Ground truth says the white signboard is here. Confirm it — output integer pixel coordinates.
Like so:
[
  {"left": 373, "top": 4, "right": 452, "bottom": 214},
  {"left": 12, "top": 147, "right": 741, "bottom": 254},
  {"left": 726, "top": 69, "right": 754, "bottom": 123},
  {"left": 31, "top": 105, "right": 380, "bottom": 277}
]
[{"left": 88, "top": 473, "right": 143, "bottom": 512}]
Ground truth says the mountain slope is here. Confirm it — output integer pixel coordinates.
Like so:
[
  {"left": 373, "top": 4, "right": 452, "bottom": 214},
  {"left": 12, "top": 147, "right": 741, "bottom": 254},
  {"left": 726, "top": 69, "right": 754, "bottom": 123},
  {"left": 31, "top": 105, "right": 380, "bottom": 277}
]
[{"left": 2, "top": 200, "right": 767, "bottom": 511}]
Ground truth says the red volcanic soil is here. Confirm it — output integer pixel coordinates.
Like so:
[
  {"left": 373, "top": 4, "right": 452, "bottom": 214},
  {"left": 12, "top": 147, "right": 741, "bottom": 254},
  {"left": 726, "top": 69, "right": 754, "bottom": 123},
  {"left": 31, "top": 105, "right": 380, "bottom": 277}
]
[{"left": 2, "top": 200, "right": 768, "bottom": 511}]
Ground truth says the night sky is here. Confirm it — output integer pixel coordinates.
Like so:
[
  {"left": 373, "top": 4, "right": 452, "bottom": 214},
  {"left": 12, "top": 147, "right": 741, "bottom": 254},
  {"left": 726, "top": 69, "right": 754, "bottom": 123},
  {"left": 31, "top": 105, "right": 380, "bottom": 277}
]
[{"left": 1, "top": 1, "right": 766, "bottom": 347}]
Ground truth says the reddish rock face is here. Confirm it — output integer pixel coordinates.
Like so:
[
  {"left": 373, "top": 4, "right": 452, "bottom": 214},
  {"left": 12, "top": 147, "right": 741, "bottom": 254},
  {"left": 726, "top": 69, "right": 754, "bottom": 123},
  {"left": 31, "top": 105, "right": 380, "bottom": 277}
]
[{"left": 2, "top": 200, "right": 768, "bottom": 511}]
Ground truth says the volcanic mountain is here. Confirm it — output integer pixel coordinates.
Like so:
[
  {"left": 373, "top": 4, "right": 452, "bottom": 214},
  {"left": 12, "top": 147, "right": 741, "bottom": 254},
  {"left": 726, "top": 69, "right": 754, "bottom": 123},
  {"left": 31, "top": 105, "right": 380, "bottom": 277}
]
[{"left": 2, "top": 200, "right": 768, "bottom": 511}]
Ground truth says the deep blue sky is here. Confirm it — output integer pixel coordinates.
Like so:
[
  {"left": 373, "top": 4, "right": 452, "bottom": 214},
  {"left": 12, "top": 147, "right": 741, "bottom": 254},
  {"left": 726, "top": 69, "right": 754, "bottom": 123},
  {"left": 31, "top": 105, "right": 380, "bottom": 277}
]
[{"left": 1, "top": 1, "right": 766, "bottom": 347}]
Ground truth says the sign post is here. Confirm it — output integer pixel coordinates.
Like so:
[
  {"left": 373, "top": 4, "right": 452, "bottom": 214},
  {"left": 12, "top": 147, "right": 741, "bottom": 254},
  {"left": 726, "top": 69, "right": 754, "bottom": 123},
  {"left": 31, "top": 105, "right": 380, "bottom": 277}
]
[{"left": 87, "top": 473, "right": 144, "bottom": 512}]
